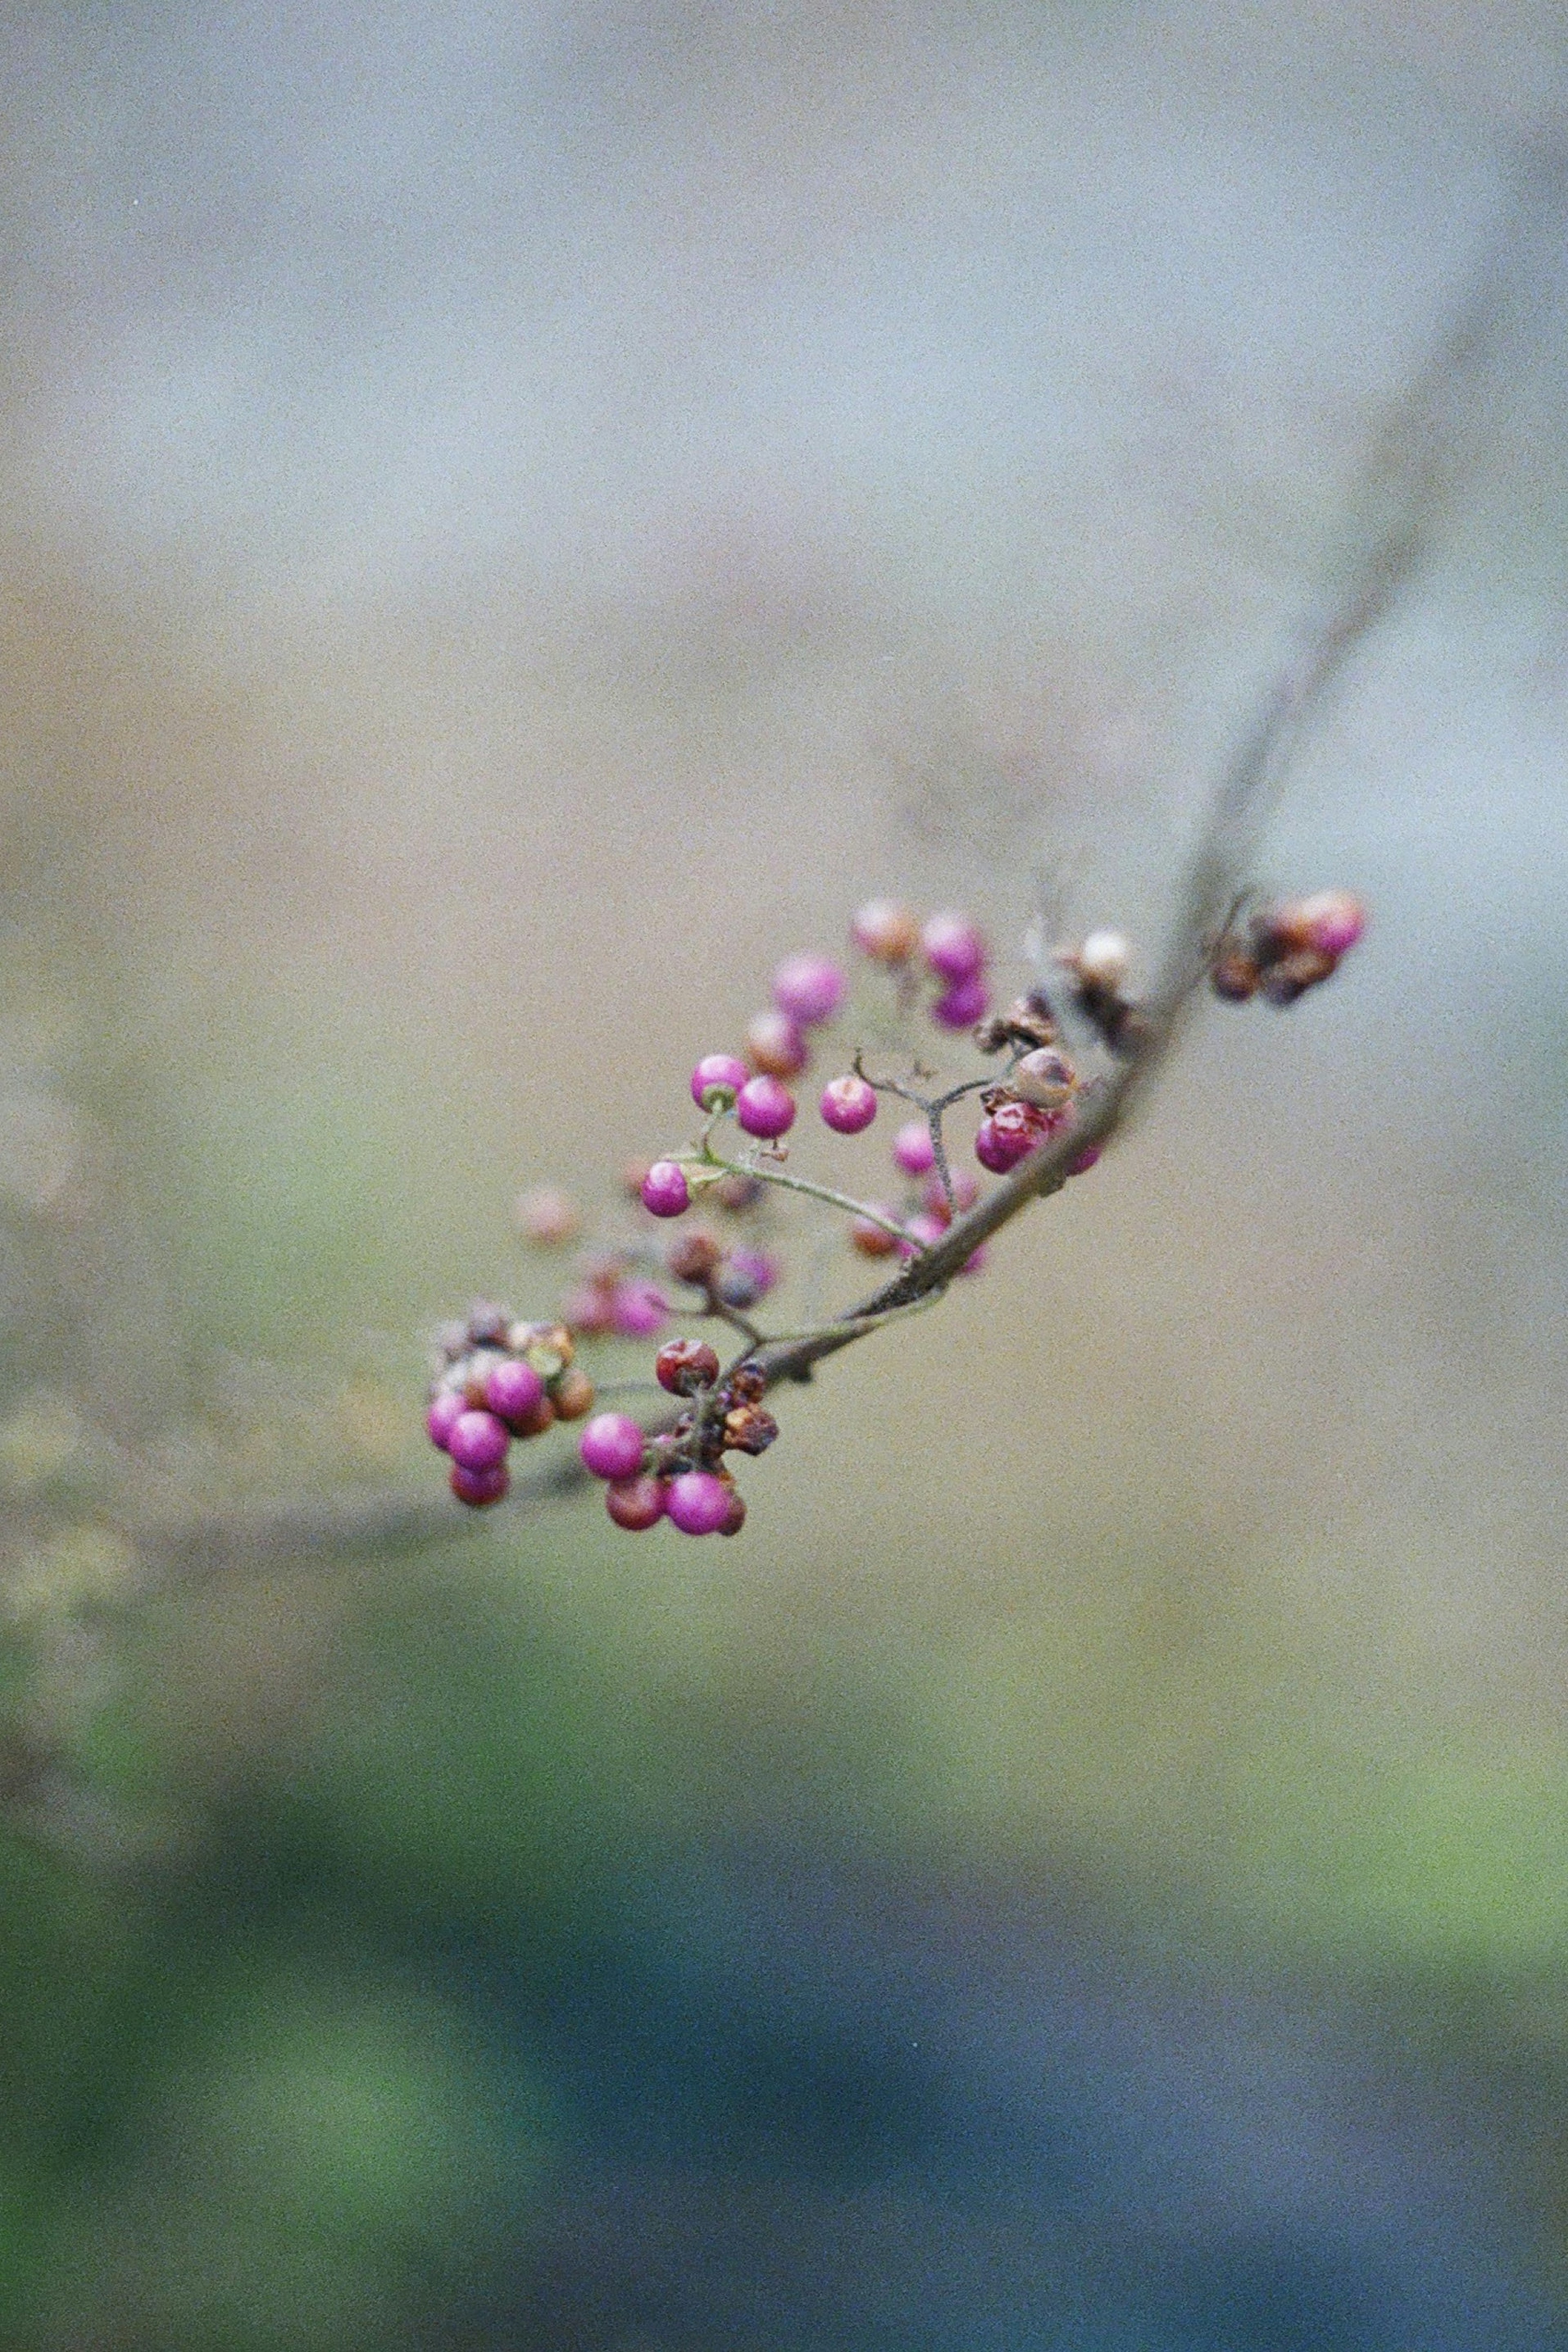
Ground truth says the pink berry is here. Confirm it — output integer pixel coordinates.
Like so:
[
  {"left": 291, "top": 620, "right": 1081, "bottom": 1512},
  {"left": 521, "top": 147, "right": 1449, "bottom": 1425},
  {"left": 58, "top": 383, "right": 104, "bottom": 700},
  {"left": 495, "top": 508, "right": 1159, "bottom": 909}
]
[
  {"left": 641, "top": 1160, "right": 691, "bottom": 1218},
  {"left": 901, "top": 1210, "right": 946, "bottom": 1253},
  {"left": 921, "top": 911, "right": 987, "bottom": 984},
  {"left": 717, "top": 1246, "right": 778, "bottom": 1306},
  {"left": 851, "top": 899, "right": 920, "bottom": 963},
  {"left": 735, "top": 1075, "right": 796, "bottom": 1139},
  {"left": 579, "top": 1412, "right": 648, "bottom": 1481},
  {"left": 745, "top": 1010, "right": 808, "bottom": 1079},
  {"left": 975, "top": 1115, "right": 1032, "bottom": 1174},
  {"left": 691, "top": 1053, "right": 750, "bottom": 1110},
  {"left": 892, "top": 1120, "right": 935, "bottom": 1175},
  {"left": 560, "top": 1282, "right": 617, "bottom": 1336},
  {"left": 427, "top": 1389, "right": 466, "bottom": 1451},
  {"left": 448, "top": 1409, "right": 510, "bottom": 1473},
  {"left": 605, "top": 1474, "right": 668, "bottom": 1530},
  {"left": 773, "top": 953, "right": 847, "bottom": 1027},
  {"left": 1296, "top": 890, "right": 1366, "bottom": 958},
  {"left": 922, "top": 1169, "right": 978, "bottom": 1224},
  {"left": 820, "top": 1075, "right": 877, "bottom": 1134},
  {"left": 610, "top": 1280, "right": 668, "bottom": 1338},
  {"left": 665, "top": 1470, "right": 736, "bottom": 1536},
  {"left": 931, "top": 975, "right": 990, "bottom": 1029},
  {"left": 483, "top": 1358, "right": 547, "bottom": 1428},
  {"left": 450, "top": 1459, "right": 510, "bottom": 1507}
]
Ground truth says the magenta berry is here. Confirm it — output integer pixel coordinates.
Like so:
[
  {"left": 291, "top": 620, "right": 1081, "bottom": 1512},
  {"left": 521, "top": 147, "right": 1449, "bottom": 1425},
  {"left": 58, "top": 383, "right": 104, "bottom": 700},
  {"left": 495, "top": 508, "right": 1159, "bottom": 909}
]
[
  {"left": 745, "top": 1009, "right": 808, "bottom": 1079},
  {"left": 851, "top": 899, "right": 920, "bottom": 963},
  {"left": 605, "top": 1474, "right": 668, "bottom": 1530},
  {"left": 427, "top": 1389, "right": 467, "bottom": 1451},
  {"left": 483, "top": 1358, "right": 547, "bottom": 1428},
  {"left": 975, "top": 1115, "right": 1032, "bottom": 1174},
  {"left": 922, "top": 1169, "right": 978, "bottom": 1224},
  {"left": 820, "top": 1074, "right": 878, "bottom": 1134},
  {"left": 892, "top": 1119, "right": 936, "bottom": 1176},
  {"left": 773, "top": 953, "right": 847, "bottom": 1026},
  {"left": 931, "top": 974, "right": 990, "bottom": 1030},
  {"left": 611, "top": 1279, "right": 668, "bottom": 1337},
  {"left": 450, "top": 1459, "right": 510, "bottom": 1507},
  {"left": 1296, "top": 889, "right": 1365, "bottom": 958},
  {"left": 901, "top": 1210, "right": 946, "bottom": 1253},
  {"left": 580, "top": 1412, "right": 648, "bottom": 1481},
  {"left": 735, "top": 1074, "right": 796, "bottom": 1139},
  {"left": 691, "top": 1052, "right": 749, "bottom": 1110},
  {"left": 717, "top": 1245, "right": 779, "bottom": 1306},
  {"left": 641, "top": 1159, "right": 691, "bottom": 1218},
  {"left": 665, "top": 1470, "right": 737, "bottom": 1536},
  {"left": 1068, "top": 1141, "right": 1102, "bottom": 1177},
  {"left": 921, "top": 910, "right": 987, "bottom": 984},
  {"left": 448, "top": 1408, "right": 510, "bottom": 1474}
]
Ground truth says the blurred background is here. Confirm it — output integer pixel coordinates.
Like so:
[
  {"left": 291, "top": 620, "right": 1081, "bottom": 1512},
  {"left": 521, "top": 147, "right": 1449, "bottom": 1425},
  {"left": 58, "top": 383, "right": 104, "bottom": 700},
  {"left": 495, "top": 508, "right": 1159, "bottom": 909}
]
[{"left": 3, "top": 0, "right": 1568, "bottom": 2343}]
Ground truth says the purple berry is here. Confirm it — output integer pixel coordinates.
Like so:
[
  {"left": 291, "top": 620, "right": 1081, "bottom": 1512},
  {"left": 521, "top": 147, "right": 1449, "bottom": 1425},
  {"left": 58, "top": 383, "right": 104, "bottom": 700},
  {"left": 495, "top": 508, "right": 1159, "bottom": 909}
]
[
  {"left": 975, "top": 1115, "right": 1032, "bottom": 1174},
  {"left": 611, "top": 1280, "right": 668, "bottom": 1338},
  {"left": 820, "top": 1074, "right": 877, "bottom": 1134},
  {"left": 641, "top": 1159, "right": 691, "bottom": 1218},
  {"left": 606, "top": 1474, "right": 668, "bottom": 1530},
  {"left": 579, "top": 1412, "right": 648, "bottom": 1481},
  {"left": 891, "top": 1120, "right": 935, "bottom": 1175},
  {"left": 448, "top": 1408, "right": 510, "bottom": 1474},
  {"left": 483, "top": 1358, "right": 546, "bottom": 1428},
  {"left": 921, "top": 910, "right": 987, "bottom": 984},
  {"left": 666, "top": 1470, "right": 736, "bottom": 1536},
  {"left": 718, "top": 1245, "right": 779, "bottom": 1306},
  {"left": 773, "top": 952, "right": 847, "bottom": 1026},
  {"left": 427, "top": 1389, "right": 467, "bottom": 1452},
  {"left": 450, "top": 1459, "right": 510, "bottom": 1507},
  {"left": 735, "top": 1075, "right": 796, "bottom": 1139},
  {"left": 931, "top": 975, "right": 990, "bottom": 1030},
  {"left": 691, "top": 1052, "right": 750, "bottom": 1110}
]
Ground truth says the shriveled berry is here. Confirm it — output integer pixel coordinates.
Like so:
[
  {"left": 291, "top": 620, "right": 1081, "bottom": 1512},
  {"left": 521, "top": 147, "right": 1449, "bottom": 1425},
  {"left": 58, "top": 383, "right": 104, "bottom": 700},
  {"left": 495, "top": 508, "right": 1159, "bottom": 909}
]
[
  {"left": 667, "top": 1230, "right": 722, "bottom": 1283},
  {"left": 850, "top": 1207, "right": 901, "bottom": 1256},
  {"left": 722, "top": 1402, "right": 779, "bottom": 1454},
  {"left": 726, "top": 1361, "right": 767, "bottom": 1403},
  {"left": 892, "top": 1120, "right": 935, "bottom": 1175},
  {"left": 656, "top": 1338, "right": 722, "bottom": 1396},
  {"left": 450, "top": 1459, "right": 510, "bottom": 1507},
  {"left": 932, "top": 975, "right": 990, "bottom": 1029},
  {"left": 666, "top": 1470, "right": 736, "bottom": 1535},
  {"left": 484, "top": 1358, "right": 546, "bottom": 1428},
  {"left": 641, "top": 1160, "right": 691, "bottom": 1218},
  {"left": 611, "top": 1280, "right": 669, "bottom": 1338},
  {"left": 921, "top": 911, "right": 987, "bottom": 983},
  {"left": 820, "top": 1074, "right": 877, "bottom": 1133},
  {"left": 691, "top": 1052, "right": 750, "bottom": 1110},
  {"left": 516, "top": 1187, "right": 581, "bottom": 1246},
  {"left": 773, "top": 953, "right": 847, "bottom": 1026},
  {"left": 717, "top": 1488, "right": 747, "bottom": 1535},
  {"left": 606, "top": 1474, "right": 668, "bottom": 1530},
  {"left": 580, "top": 1412, "right": 647, "bottom": 1481},
  {"left": 852, "top": 898, "right": 920, "bottom": 963},
  {"left": 427, "top": 1389, "right": 467, "bottom": 1451},
  {"left": 448, "top": 1409, "right": 510, "bottom": 1474},
  {"left": 1260, "top": 946, "right": 1339, "bottom": 1005},
  {"left": 736, "top": 1075, "right": 796, "bottom": 1139},
  {"left": 745, "top": 1010, "right": 808, "bottom": 1078},
  {"left": 550, "top": 1366, "right": 596, "bottom": 1419}
]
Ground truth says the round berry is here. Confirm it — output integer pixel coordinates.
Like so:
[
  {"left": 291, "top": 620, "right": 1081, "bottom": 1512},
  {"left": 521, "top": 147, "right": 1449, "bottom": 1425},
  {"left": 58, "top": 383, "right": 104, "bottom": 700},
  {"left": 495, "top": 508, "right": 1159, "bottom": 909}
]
[
  {"left": 550, "top": 1366, "right": 596, "bottom": 1419},
  {"left": 975, "top": 1115, "right": 1032, "bottom": 1174},
  {"left": 735, "top": 1075, "right": 796, "bottom": 1139},
  {"left": 641, "top": 1160, "right": 691, "bottom": 1218},
  {"left": 1295, "top": 889, "right": 1365, "bottom": 958},
  {"left": 666, "top": 1470, "right": 736, "bottom": 1536},
  {"left": 744, "top": 1010, "right": 808, "bottom": 1079},
  {"left": 931, "top": 975, "right": 990, "bottom": 1030},
  {"left": 1013, "top": 1047, "right": 1076, "bottom": 1108},
  {"left": 515, "top": 1186, "right": 581, "bottom": 1246},
  {"left": 483, "top": 1358, "right": 547, "bottom": 1428},
  {"left": 611, "top": 1280, "right": 668, "bottom": 1338},
  {"left": 691, "top": 1052, "right": 750, "bottom": 1110},
  {"left": 579, "top": 1412, "right": 648, "bottom": 1481},
  {"left": 448, "top": 1408, "right": 510, "bottom": 1474},
  {"left": 426, "top": 1389, "right": 467, "bottom": 1452},
  {"left": 773, "top": 953, "right": 847, "bottom": 1026},
  {"left": 717, "top": 1246, "right": 779, "bottom": 1307},
  {"left": 717, "top": 1487, "right": 747, "bottom": 1536},
  {"left": 901, "top": 1210, "right": 946, "bottom": 1253},
  {"left": 892, "top": 1120, "right": 935, "bottom": 1176},
  {"left": 450, "top": 1459, "right": 510, "bottom": 1507},
  {"left": 1075, "top": 930, "right": 1130, "bottom": 992},
  {"left": 666, "top": 1230, "right": 722, "bottom": 1283},
  {"left": 851, "top": 899, "right": 920, "bottom": 963},
  {"left": 656, "top": 1338, "right": 721, "bottom": 1396},
  {"left": 849, "top": 1207, "right": 902, "bottom": 1257},
  {"left": 714, "top": 1170, "right": 764, "bottom": 1212},
  {"left": 921, "top": 1169, "right": 978, "bottom": 1224},
  {"left": 560, "top": 1281, "right": 617, "bottom": 1336},
  {"left": 820, "top": 1074, "right": 878, "bottom": 1134},
  {"left": 1067, "top": 1141, "right": 1102, "bottom": 1177},
  {"left": 921, "top": 911, "right": 987, "bottom": 984},
  {"left": 605, "top": 1474, "right": 668, "bottom": 1530}
]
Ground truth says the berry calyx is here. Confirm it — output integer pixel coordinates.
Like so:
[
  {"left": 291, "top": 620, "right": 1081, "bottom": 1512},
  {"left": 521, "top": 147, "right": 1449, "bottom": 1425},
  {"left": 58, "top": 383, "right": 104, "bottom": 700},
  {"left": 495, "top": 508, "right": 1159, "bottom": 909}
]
[
  {"left": 605, "top": 1474, "right": 668, "bottom": 1530},
  {"left": 851, "top": 899, "right": 920, "bottom": 963},
  {"left": 744, "top": 1010, "right": 808, "bottom": 1078},
  {"left": 773, "top": 953, "right": 847, "bottom": 1026},
  {"left": 641, "top": 1159, "right": 691, "bottom": 1218},
  {"left": 579, "top": 1413, "right": 648, "bottom": 1481},
  {"left": 666, "top": 1470, "right": 736, "bottom": 1536},
  {"left": 921, "top": 911, "right": 987, "bottom": 984},
  {"left": 656, "top": 1338, "right": 722, "bottom": 1395},
  {"left": 735, "top": 1075, "right": 797, "bottom": 1138},
  {"left": 691, "top": 1053, "right": 750, "bottom": 1110},
  {"left": 448, "top": 1409, "right": 510, "bottom": 1474},
  {"left": 450, "top": 1460, "right": 510, "bottom": 1507},
  {"left": 820, "top": 1074, "right": 878, "bottom": 1133}
]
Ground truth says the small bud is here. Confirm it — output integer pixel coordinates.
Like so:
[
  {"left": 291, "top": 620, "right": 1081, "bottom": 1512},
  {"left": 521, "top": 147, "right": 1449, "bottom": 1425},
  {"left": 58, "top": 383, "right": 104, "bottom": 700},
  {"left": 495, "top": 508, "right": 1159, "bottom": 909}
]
[
  {"left": 516, "top": 1187, "right": 581, "bottom": 1246},
  {"left": 1209, "top": 947, "right": 1259, "bottom": 1002},
  {"left": 656, "top": 1338, "right": 722, "bottom": 1396},
  {"left": 666, "top": 1230, "right": 722, "bottom": 1284},
  {"left": 852, "top": 899, "right": 921, "bottom": 963},
  {"left": 722, "top": 1402, "right": 779, "bottom": 1455},
  {"left": 1259, "top": 946, "right": 1339, "bottom": 1005}
]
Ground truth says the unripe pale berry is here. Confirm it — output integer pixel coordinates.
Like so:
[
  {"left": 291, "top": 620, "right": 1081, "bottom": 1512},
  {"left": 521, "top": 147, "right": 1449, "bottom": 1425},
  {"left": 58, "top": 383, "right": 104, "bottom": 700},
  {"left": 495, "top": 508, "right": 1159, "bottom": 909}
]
[
  {"left": 773, "top": 953, "right": 847, "bottom": 1026},
  {"left": 426, "top": 1389, "right": 467, "bottom": 1451},
  {"left": 1076, "top": 930, "right": 1130, "bottom": 992},
  {"left": 745, "top": 1010, "right": 808, "bottom": 1078},
  {"left": 931, "top": 975, "right": 990, "bottom": 1029},
  {"left": 448, "top": 1408, "right": 510, "bottom": 1474},
  {"left": 605, "top": 1474, "right": 668, "bottom": 1530},
  {"left": 483, "top": 1358, "right": 547, "bottom": 1428},
  {"left": 656, "top": 1338, "right": 721, "bottom": 1396},
  {"left": 611, "top": 1280, "right": 668, "bottom": 1338},
  {"left": 691, "top": 1052, "right": 750, "bottom": 1110},
  {"left": 852, "top": 899, "right": 920, "bottom": 963},
  {"left": 641, "top": 1160, "right": 691, "bottom": 1218},
  {"left": 666, "top": 1469, "right": 736, "bottom": 1536},
  {"left": 515, "top": 1186, "right": 581, "bottom": 1246},
  {"left": 735, "top": 1075, "right": 796, "bottom": 1139},
  {"left": 820, "top": 1074, "right": 878, "bottom": 1133},
  {"left": 579, "top": 1413, "right": 648, "bottom": 1481},
  {"left": 892, "top": 1120, "right": 936, "bottom": 1175},
  {"left": 921, "top": 911, "right": 987, "bottom": 984},
  {"left": 450, "top": 1459, "right": 510, "bottom": 1507}
]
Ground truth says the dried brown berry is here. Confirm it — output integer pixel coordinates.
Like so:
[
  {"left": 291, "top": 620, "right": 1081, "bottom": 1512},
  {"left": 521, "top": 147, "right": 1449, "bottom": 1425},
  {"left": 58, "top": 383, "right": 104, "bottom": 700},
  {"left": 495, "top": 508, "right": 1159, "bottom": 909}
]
[
  {"left": 723, "top": 1402, "right": 779, "bottom": 1455},
  {"left": 550, "top": 1366, "right": 596, "bottom": 1420},
  {"left": 1210, "top": 946, "right": 1260, "bottom": 1002},
  {"left": 666, "top": 1231, "right": 723, "bottom": 1284},
  {"left": 726, "top": 1362, "right": 767, "bottom": 1404},
  {"left": 656, "top": 1338, "right": 722, "bottom": 1396},
  {"left": 1259, "top": 946, "right": 1338, "bottom": 1005}
]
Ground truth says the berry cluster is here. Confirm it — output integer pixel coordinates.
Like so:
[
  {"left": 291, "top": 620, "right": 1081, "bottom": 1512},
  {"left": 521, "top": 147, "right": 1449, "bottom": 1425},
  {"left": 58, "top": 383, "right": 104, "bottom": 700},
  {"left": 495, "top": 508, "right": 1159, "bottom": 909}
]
[
  {"left": 577, "top": 1347, "right": 777, "bottom": 1535},
  {"left": 1209, "top": 892, "right": 1366, "bottom": 1005},
  {"left": 427, "top": 1306, "right": 595, "bottom": 1505}
]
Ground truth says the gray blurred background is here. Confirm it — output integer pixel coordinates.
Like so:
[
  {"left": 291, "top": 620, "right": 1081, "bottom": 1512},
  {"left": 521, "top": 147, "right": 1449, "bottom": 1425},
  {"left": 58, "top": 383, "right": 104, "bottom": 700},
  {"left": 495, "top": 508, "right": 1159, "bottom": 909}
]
[{"left": 3, "top": 2, "right": 1568, "bottom": 2345}]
